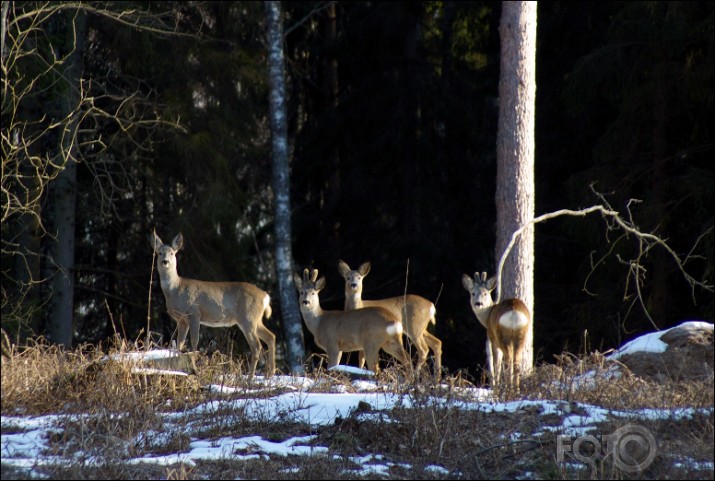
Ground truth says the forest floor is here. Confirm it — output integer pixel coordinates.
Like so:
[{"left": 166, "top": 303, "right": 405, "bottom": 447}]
[{"left": 1, "top": 326, "right": 713, "bottom": 480}]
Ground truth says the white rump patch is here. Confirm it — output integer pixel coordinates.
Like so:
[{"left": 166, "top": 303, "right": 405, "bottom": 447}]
[
  {"left": 498, "top": 310, "right": 529, "bottom": 330},
  {"left": 386, "top": 323, "right": 403, "bottom": 336},
  {"left": 430, "top": 305, "right": 436, "bottom": 317},
  {"left": 263, "top": 295, "right": 270, "bottom": 308}
]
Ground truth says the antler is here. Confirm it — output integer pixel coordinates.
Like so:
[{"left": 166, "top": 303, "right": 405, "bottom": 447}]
[
  {"left": 472, "top": 271, "right": 489, "bottom": 285},
  {"left": 310, "top": 269, "right": 319, "bottom": 283}
]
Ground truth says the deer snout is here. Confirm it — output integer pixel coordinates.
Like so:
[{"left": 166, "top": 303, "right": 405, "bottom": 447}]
[
  {"left": 162, "top": 260, "right": 170, "bottom": 267},
  {"left": 350, "top": 282, "right": 358, "bottom": 290}
]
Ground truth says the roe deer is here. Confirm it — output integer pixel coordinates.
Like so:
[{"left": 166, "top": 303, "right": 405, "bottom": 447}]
[
  {"left": 338, "top": 260, "right": 442, "bottom": 378},
  {"left": 462, "top": 271, "right": 531, "bottom": 389},
  {"left": 150, "top": 232, "right": 276, "bottom": 378},
  {"left": 293, "top": 268, "right": 409, "bottom": 374}
]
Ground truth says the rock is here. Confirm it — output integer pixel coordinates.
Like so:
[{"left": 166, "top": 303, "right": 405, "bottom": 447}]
[{"left": 614, "top": 321, "right": 713, "bottom": 383}]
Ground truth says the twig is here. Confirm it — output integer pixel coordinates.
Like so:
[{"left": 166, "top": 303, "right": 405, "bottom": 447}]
[
  {"left": 403, "top": 258, "right": 410, "bottom": 301},
  {"left": 146, "top": 228, "right": 157, "bottom": 350},
  {"left": 284, "top": 1, "right": 336, "bottom": 37},
  {"left": 433, "top": 283, "right": 444, "bottom": 308}
]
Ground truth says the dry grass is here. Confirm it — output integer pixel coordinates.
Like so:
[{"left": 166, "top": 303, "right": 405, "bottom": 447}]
[
  {"left": 2, "top": 337, "right": 713, "bottom": 480},
  {"left": 522, "top": 351, "right": 715, "bottom": 410}
]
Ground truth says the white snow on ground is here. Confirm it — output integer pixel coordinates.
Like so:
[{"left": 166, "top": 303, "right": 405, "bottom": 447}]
[
  {"left": 2, "top": 321, "right": 713, "bottom": 477},
  {"left": 608, "top": 320, "right": 713, "bottom": 360}
]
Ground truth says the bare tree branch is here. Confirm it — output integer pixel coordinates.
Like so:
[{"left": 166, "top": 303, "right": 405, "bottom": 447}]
[
  {"left": 1, "top": 1, "right": 194, "bottom": 336},
  {"left": 494, "top": 184, "right": 713, "bottom": 331}
]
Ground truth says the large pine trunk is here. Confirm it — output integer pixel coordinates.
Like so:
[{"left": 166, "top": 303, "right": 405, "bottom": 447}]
[{"left": 495, "top": 1, "right": 537, "bottom": 372}]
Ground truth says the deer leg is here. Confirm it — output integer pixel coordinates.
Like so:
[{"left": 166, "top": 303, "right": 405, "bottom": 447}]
[
  {"left": 256, "top": 323, "right": 276, "bottom": 377},
  {"left": 188, "top": 314, "right": 201, "bottom": 351},
  {"left": 409, "top": 332, "right": 429, "bottom": 373},
  {"left": 491, "top": 342, "right": 503, "bottom": 387},
  {"left": 364, "top": 347, "right": 380, "bottom": 374},
  {"left": 505, "top": 344, "right": 515, "bottom": 390},
  {"left": 381, "top": 336, "right": 409, "bottom": 367},
  {"left": 513, "top": 346, "right": 523, "bottom": 391},
  {"left": 422, "top": 330, "right": 443, "bottom": 379},
  {"left": 242, "top": 329, "right": 263, "bottom": 380},
  {"left": 357, "top": 350, "right": 366, "bottom": 369},
  {"left": 175, "top": 318, "right": 190, "bottom": 351},
  {"left": 485, "top": 338, "right": 494, "bottom": 384},
  {"left": 326, "top": 348, "right": 342, "bottom": 369}
]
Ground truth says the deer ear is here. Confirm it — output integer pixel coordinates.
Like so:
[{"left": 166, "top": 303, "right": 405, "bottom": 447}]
[
  {"left": 486, "top": 276, "right": 497, "bottom": 291},
  {"left": 150, "top": 232, "right": 163, "bottom": 253},
  {"left": 172, "top": 233, "right": 184, "bottom": 251},
  {"left": 293, "top": 273, "right": 303, "bottom": 289},
  {"left": 359, "top": 262, "right": 371, "bottom": 276},
  {"left": 462, "top": 274, "right": 474, "bottom": 291},
  {"left": 315, "top": 276, "right": 326, "bottom": 291},
  {"left": 337, "top": 260, "right": 350, "bottom": 277}
]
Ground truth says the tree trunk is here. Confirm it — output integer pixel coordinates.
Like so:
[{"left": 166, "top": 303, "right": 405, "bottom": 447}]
[
  {"left": 495, "top": 1, "right": 537, "bottom": 372},
  {"left": 401, "top": 5, "right": 422, "bottom": 245},
  {"left": 265, "top": 0, "right": 305, "bottom": 374},
  {"left": 48, "top": 9, "right": 87, "bottom": 348},
  {"left": 320, "top": 2, "right": 341, "bottom": 262},
  {"left": 1, "top": 1, "right": 8, "bottom": 62}
]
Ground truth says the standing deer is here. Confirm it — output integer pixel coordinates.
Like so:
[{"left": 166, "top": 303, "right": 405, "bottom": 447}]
[
  {"left": 338, "top": 260, "right": 442, "bottom": 378},
  {"left": 293, "top": 268, "right": 409, "bottom": 373},
  {"left": 462, "top": 271, "right": 531, "bottom": 390},
  {"left": 150, "top": 232, "right": 276, "bottom": 379}
]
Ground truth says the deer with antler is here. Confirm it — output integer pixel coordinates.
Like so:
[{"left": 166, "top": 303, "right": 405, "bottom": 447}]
[
  {"left": 462, "top": 271, "right": 531, "bottom": 389},
  {"left": 293, "top": 268, "right": 409, "bottom": 373},
  {"left": 150, "top": 232, "right": 276, "bottom": 379},
  {"left": 338, "top": 260, "right": 442, "bottom": 378}
]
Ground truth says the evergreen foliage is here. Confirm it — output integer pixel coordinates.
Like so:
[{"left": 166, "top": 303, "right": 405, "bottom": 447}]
[{"left": 2, "top": 1, "right": 712, "bottom": 377}]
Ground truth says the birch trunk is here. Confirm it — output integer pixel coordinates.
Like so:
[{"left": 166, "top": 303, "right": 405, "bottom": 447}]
[{"left": 265, "top": 1, "right": 305, "bottom": 373}]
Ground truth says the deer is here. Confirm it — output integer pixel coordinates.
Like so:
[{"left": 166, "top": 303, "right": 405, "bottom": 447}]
[
  {"left": 338, "top": 260, "right": 442, "bottom": 378},
  {"left": 293, "top": 268, "right": 409, "bottom": 374},
  {"left": 462, "top": 271, "right": 531, "bottom": 390},
  {"left": 150, "top": 232, "right": 276, "bottom": 379}
]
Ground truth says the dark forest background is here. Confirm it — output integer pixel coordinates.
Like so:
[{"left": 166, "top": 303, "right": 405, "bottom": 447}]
[{"left": 2, "top": 1, "right": 713, "bottom": 381}]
